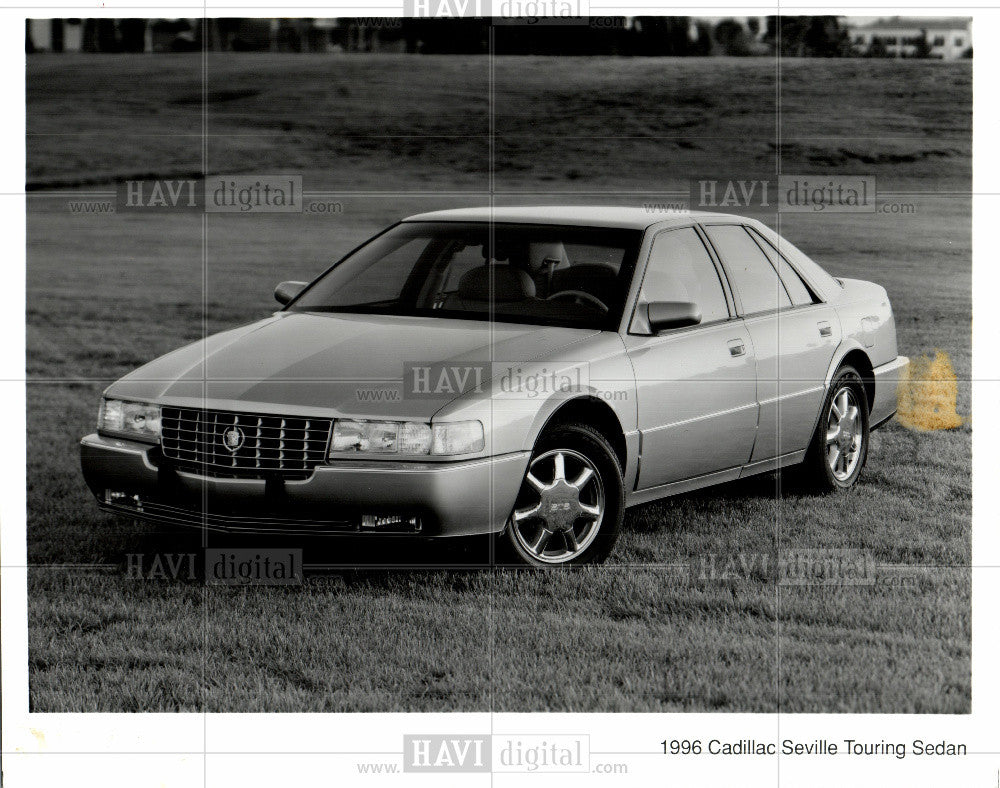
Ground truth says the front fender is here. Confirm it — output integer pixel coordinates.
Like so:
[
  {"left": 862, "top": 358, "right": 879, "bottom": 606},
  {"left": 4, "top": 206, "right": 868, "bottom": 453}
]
[
  {"left": 432, "top": 334, "right": 638, "bottom": 459},
  {"left": 521, "top": 387, "right": 632, "bottom": 454}
]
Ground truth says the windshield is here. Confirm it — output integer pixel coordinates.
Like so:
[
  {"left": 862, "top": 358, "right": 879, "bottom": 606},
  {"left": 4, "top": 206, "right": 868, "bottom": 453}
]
[{"left": 289, "top": 221, "right": 643, "bottom": 330}]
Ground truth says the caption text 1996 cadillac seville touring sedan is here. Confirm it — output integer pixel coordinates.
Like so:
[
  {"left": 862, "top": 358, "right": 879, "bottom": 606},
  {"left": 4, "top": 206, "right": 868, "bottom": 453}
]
[{"left": 81, "top": 207, "right": 909, "bottom": 565}]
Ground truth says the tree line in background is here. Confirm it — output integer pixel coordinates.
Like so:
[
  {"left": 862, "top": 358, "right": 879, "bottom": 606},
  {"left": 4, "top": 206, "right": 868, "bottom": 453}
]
[{"left": 26, "top": 17, "right": 970, "bottom": 58}]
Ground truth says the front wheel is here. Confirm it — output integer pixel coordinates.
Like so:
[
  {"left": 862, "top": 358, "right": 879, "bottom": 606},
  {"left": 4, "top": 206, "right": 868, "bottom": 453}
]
[
  {"left": 501, "top": 423, "right": 624, "bottom": 566},
  {"left": 801, "top": 366, "right": 870, "bottom": 491}
]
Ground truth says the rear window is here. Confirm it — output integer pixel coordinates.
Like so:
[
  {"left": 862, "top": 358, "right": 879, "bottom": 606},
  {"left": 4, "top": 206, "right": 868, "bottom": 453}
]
[
  {"left": 751, "top": 225, "right": 841, "bottom": 299},
  {"left": 703, "top": 224, "right": 791, "bottom": 315},
  {"left": 747, "top": 227, "right": 816, "bottom": 306}
]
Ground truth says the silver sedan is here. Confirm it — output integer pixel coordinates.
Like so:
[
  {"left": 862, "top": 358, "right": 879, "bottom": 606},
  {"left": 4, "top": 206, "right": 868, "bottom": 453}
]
[{"left": 81, "top": 207, "right": 908, "bottom": 565}]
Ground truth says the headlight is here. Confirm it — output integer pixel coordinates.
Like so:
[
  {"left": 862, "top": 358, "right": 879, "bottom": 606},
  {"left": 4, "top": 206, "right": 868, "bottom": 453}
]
[
  {"left": 330, "top": 419, "right": 483, "bottom": 456},
  {"left": 98, "top": 398, "right": 161, "bottom": 443},
  {"left": 331, "top": 420, "right": 403, "bottom": 454}
]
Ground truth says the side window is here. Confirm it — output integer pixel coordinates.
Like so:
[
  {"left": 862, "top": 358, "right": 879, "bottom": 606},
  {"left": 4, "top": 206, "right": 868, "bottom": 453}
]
[
  {"left": 639, "top": 228, "right": 729, "bottom": 324},
  {"left": 704, "top": 225, "right": 792, "bottom": 314},
  {"left": 746, "top": 228, "right": 816, "bottom": 306},
  {"left": 754, "top": 225, "right": 841, "bottom": 297}
]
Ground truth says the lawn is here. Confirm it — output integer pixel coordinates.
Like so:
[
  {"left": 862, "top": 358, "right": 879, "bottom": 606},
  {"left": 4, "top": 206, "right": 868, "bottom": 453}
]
[{"left": 25, "top": 53, "right": 971, "bottom": 712}]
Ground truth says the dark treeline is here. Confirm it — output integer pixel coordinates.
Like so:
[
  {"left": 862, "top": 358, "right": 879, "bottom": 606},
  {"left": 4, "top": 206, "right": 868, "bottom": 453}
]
[
  {"left": 335, "top": 16, "right": 856, "bottom": 56},
  {"left": 404, "top": 18, "right": 706, "bottom": 55},
  {"left": 27, "top": 16, "right": 967, "bottom": 58},
  {"left": 394, "top": 16, "right": 971, "bottom": 58}
]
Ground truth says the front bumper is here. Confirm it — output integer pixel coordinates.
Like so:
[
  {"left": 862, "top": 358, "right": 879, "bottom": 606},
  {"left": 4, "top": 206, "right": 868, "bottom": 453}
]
[{"left": 80, "top": 433, "right": 529, "bottom": 537}]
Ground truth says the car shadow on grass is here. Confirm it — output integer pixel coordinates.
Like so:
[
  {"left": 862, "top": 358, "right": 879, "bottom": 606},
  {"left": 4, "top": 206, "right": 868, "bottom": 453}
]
[{"left": 111, "top": 519, "right": 498, "bottom": 575}]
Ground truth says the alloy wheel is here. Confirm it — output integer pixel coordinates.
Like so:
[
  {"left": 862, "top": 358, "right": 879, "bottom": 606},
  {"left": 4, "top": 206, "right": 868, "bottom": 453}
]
[
  {"left": 509, "top": 448, "right": 605, "bottom": 564},
  {"left": 826, "top": 385, "right": 863, "bottom": 481}
]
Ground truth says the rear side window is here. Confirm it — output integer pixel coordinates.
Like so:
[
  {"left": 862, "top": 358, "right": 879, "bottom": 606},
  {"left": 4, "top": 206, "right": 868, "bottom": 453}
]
[
  {"left": 639, "top": 227, "right": 730, "bottom": 324},
  {"left": 747, "top": 228, "right": 816, "bottom": 306},
  {"left": 752, "top": 224, "right": 842, "bottom": 299},
  {"left": 703, "top": 225, "right": 791, "bottom": 315}
]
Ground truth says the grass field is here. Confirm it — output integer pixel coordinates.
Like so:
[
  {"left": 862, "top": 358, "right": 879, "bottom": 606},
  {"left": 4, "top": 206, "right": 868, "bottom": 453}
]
[{"left": 25, "top": 53, "right": 971, "bottom": 712}]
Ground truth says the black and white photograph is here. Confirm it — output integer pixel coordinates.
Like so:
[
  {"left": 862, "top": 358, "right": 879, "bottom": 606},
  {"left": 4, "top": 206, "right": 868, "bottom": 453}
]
[{"left": 2, "top": 4, "right": 990, "bottom": 786}]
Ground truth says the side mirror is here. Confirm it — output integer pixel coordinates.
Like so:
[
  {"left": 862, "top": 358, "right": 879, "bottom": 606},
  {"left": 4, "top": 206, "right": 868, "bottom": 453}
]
[
  {"left": 647, "top": 301, "right": 702, "bottom": 333},
  {"left": 274, "top": 280, "right": 307, "bottom": 306}
]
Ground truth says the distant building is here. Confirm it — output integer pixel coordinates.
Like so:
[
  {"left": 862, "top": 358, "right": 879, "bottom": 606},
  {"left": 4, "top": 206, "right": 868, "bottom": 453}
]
[{"left": 849, "top": 17, "right": 971, "bottom": 59}]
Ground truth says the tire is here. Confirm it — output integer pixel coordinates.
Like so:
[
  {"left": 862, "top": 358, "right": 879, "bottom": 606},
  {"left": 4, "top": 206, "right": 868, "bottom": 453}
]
[
  {"left": 499, "top": 423, "right": 624, "bottom": 566},
  {"left": 800, "top": 366, "right": 870, "bottom": 492}
]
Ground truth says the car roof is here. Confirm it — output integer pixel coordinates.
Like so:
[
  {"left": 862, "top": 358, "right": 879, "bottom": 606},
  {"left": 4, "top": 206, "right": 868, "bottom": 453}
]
[{"left": 401, "top": 206, "right": 751, "bottom": 231}]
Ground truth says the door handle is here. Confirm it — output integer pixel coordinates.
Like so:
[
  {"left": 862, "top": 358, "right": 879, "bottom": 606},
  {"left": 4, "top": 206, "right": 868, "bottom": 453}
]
[
  {"left": 727, "top": 339, "right": 746, "bottom": 357},
  {"left": 817, "top": 321, "right": 833, "bottom": 337}
]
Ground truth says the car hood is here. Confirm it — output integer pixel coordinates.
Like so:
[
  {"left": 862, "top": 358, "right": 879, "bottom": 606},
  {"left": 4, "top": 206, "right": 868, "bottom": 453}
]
[{"left": 107, "top": 311, "right": 599, "bottom": 420}]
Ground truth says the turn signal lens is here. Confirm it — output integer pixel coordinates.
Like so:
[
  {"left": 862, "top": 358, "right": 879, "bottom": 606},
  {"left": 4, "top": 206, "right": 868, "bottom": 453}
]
[{"left": 431, "top": 421, "right": 485, "bottom": 455}]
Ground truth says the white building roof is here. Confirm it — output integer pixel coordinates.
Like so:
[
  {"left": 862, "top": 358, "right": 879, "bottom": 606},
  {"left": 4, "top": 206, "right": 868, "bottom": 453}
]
[{"left": 852, "top": 16, "right": 970, "bottom": 31}]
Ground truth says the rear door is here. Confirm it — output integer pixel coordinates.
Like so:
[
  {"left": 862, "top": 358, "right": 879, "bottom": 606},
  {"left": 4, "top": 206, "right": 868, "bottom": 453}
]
[
  {"left": 702, "top": 224, "right": 840, "bottom": 464},
  {"left": 622, "top": 226, "right": 758, "bottom": 489}
]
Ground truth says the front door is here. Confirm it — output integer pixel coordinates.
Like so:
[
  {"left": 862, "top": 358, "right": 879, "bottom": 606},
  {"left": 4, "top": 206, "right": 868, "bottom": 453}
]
[{"left": 623, "top": 227, "right": 758, "bottom": 490}]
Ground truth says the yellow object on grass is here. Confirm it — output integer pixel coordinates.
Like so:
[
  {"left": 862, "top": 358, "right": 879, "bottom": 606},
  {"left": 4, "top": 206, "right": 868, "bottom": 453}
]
[{"left": 896, "top": 350, "right": 965, "bottom": 431}]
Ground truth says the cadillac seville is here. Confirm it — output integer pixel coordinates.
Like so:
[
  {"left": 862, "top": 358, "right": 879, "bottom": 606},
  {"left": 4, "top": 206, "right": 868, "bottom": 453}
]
[{"left": 81, "top": 207, "right": 908, "bottom": 565}]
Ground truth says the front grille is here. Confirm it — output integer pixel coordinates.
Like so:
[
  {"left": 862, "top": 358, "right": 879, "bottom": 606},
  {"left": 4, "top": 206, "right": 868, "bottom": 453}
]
[{"left": 160, "top": 407, "right": 332, "bottom": 476}]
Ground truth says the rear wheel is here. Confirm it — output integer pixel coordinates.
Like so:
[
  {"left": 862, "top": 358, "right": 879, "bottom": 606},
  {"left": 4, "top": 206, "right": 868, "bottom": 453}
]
[
  {"left": 501, "top": 423, "right": 624, "bottom": 566},
  {"left": 801, "top": 366, "right": 870, "bottom": 491}
]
